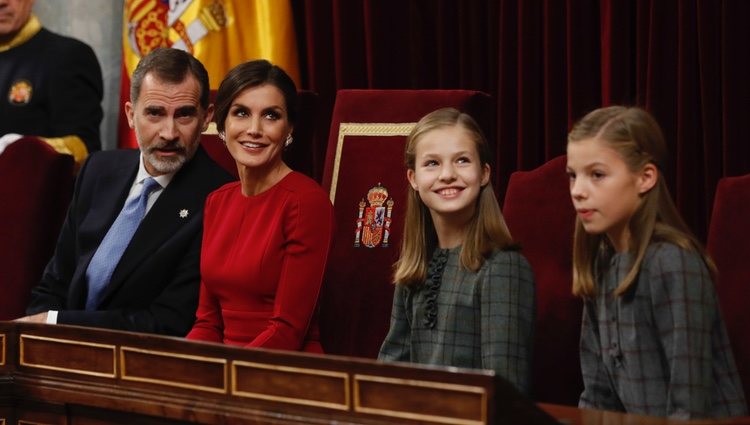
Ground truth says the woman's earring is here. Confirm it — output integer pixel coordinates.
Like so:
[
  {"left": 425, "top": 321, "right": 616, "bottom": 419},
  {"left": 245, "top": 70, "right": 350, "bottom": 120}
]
[
  {"left": 218, "top": 131, "right": 226, "bottom": 145},
  {"left": 285, "top": 134, "right": 293, "bottom": 147}
]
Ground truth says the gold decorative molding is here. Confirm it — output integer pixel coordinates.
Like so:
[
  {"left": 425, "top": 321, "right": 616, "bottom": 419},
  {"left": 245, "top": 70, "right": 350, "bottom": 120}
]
[
  {"left": 353, "top": 374, "right": 487, "bottom": 425},
  {"left": 0, "top": 333, "right": 5, "bottom": 366},
  {"left": 232, "top": 361, "right": 350, "bottom": 410},
  {"left": 19, "top": 421, "right": 54, "bottom": 425},
  {"left": 330, "top": 122, "right": 416, "bottom": 204},
  {"left": 19, "top": 334, "right": 116, "bottom": 378},
  {"left": 120, "top": 346, "right": 227, "bottom": 394}
]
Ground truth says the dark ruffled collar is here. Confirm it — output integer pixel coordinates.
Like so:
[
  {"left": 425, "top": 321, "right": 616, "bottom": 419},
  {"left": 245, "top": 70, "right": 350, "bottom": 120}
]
[{"left": 422, "top": 247, "right": 452, "bottom": 329}]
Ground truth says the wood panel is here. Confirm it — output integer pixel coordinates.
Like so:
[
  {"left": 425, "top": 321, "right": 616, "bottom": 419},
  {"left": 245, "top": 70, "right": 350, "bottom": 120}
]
[
  {"left": 2, "top": 322, "right": 551, "bottom": 424},
  {"left": 1, "top": 322, "right": 749, "bottom": 425},
  {"left": 120, "top": 346, "right": 227, "bottom": 393},
  {"left": 354, "top": 374, "right": 486, "bottom": 425},
  {"left": 20, "top": 335, "right": 115, "bottom": 378},
  {"left": 232, "top": 360, "right": 349, "bottom": 409}
]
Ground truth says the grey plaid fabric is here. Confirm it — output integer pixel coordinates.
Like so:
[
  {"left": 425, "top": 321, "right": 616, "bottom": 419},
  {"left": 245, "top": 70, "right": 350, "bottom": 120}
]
[
  {"left": 579, "top": 242, "right": 747, "bottom": 419},
  {"left": 378, "top": 247, "right": 535, "bottom": 395}
]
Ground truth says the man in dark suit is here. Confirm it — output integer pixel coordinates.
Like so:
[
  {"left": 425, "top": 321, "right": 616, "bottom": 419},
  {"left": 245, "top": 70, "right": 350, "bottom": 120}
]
[
  {"left": 19, "top": 47, "right": 234, "bottom": 336},
  {"left": 0, "top": 0, "right": 103, "bottom": 166}
]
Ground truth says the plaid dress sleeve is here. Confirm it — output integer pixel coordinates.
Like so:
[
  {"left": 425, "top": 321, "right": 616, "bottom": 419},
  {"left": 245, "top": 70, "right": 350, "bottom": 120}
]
[
  {"left": 480, "top": 250, "right": 536, "bottom": 395},
  {"left": 648, "top": 243, "right": 747, "bottom": 419},
  {"left": 378, "top": 283, "right": 412, "bottom": 361}
]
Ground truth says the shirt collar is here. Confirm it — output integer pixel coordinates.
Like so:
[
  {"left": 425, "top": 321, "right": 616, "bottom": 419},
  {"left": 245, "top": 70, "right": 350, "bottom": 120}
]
[{"left": 0, "top": 15, "right": 42, "bottom": 53}]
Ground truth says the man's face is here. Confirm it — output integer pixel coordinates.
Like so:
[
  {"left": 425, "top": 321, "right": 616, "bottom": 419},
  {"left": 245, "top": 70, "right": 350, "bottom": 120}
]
[
  {"left": 0, "top": 0, "right": 34, "bottom": 38},
  {"left": 125, "top": 73, "right": 213, "bottom": 176}
]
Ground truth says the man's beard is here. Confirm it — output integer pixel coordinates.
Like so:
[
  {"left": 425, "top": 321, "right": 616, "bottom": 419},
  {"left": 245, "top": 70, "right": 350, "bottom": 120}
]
[{"left": 138, "top": 135, "right": 198, "bottom": 175}]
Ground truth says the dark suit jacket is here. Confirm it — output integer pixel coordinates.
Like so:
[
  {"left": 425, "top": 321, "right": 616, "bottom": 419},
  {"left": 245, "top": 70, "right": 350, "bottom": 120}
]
[
  {"left": 27, "top": 146, "right": 234, "bottom": 336},
  {"left": 0, "top": 27, "right": 103, "bottom": 152}
]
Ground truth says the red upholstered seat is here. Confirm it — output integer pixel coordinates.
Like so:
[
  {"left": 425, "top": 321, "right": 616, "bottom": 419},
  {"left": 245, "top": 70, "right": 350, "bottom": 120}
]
[
  {"left": 502, "top": 155, "right": 582, "bottom": 405},
  {"left": 319, "top": 89, "right": 492, "bottom": 358},
  {"left": 200, "top": 90, "right": 319, "bottom": 181},
  {"left": 0, "top": 137, "right": 74, "bottom": 320},
  {"left": 707, "top": 173, "right": 750, "bottom": 412}
]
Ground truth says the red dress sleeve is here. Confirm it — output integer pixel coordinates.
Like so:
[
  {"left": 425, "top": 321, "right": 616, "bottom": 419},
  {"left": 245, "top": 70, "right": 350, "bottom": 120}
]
[{"left": 185, "top": 279, "right": 224, "bottom": 342}]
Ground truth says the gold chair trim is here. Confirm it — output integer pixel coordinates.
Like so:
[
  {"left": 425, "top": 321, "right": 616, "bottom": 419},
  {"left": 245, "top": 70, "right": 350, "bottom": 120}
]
[
  {"left": 353, "top": 374, "right": 487, "bottom": 425},
  {"left": 330, "top": 122, "right": 416, "bottom": 204},
  {"left": 231, "top": 360, "right": 350, "bottom": 410},
  {"left": 19, "top": 334, "right": 116, "bottom": 378},
  {"left": 120, "top": 346, "right": 228, "bottom": 394},
  {"left": 203, "top": 122, "right": 218, "bottom": 135}
]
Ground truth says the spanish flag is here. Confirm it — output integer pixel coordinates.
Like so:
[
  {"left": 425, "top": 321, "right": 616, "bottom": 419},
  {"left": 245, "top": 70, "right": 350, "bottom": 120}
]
[{"left": 118, "top": 0, "right": 300, "bottom": 148}]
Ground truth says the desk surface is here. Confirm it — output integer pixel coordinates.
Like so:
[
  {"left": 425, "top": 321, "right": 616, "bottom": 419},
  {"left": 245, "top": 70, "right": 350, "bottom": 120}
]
[{"left": 540, "top": 403, "right": 750, "bottom": 425}]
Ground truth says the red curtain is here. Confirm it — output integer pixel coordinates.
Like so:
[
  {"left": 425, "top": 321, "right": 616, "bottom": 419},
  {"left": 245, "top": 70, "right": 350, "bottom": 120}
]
[{"left": 295, "top": 0, "right": 750, "bottom": 240}]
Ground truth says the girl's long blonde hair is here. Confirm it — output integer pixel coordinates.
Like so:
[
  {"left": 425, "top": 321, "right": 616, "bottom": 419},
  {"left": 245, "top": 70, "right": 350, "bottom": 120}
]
[
  {"left": 568, "top": 106, "right": 715, "bottom": 298},
  {"left": 393, "top": 108, "right": 515, "bottom": 287}
]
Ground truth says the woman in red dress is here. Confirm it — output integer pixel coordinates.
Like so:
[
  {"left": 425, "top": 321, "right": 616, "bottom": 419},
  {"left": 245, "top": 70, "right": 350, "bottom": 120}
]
[{"left": 186, "top": 60, "right": 333, "bottom": 352}]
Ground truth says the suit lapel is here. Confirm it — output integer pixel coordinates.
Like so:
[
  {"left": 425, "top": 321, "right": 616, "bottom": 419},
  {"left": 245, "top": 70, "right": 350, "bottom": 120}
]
[
  {"left": 98, "top": 148, "right": 220, "bottom": 304},
  {"left": 70, "top": 151, "right": 139, "bottom": 305},
  {"left": 86, "top": 157, "right": 139, "bottom": 231}
]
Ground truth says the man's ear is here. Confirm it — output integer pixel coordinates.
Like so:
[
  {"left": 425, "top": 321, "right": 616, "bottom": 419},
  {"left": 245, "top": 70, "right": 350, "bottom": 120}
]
[
  {"left": 125, "top": 101, "right": 135, "bottom": 129},
  {"left": 202, "top": 104, "right": 215, "bottom": 132},
  {"left": 638, "top": 163, "right": 658, "bottom": 194}
]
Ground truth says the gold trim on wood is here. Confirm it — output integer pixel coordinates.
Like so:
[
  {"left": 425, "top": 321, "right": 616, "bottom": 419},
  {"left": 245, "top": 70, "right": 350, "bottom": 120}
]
[
  {"left": 0, "top": 334, "right": 5, "bottom": 366},
  {"left": 19, "top": 421, "right": 54, "bottom": 425},
  {"left": 330, "top": 122, "right": 416, "bottom": 204},
  {"left": 353, "top": 374, "right": 487, "bottom": 425},
  {"left": 120, "top": 346, "right": 228, "bottom": 394},
  {"left": 19, "top": 334, "right": 116, "bottom": 378},
  {"left": 232, "top": 361, "right": 350, "bottom": 410}
]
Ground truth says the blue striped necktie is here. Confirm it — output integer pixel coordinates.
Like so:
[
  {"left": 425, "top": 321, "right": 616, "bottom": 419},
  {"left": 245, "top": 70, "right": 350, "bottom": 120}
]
[{"left": 85, "top": 177, "right": 160, "bottom": 310}]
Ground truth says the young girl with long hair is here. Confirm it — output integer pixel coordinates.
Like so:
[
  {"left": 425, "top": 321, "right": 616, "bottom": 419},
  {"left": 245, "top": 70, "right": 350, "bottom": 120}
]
[
  {"left": 567, "top": 106, "right": 747, "bottom": 418},
  {"left": 378, "top": 108, "right": 535, "bottom": 395}
]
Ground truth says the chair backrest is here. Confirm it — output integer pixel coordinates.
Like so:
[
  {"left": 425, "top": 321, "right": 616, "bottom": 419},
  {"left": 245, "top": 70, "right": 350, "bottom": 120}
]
[
  {"left": 0, "top": 137, "right": 74, "bottom": 320},
  {"left": 707, "top": 173, "right": 750, "bottom": 411},
  {"left": 200, "top": 131, "right": 237, "bottom": 178},
  {"left": 502, "top": 155, "right": 582, "bottom": 405},
  {"left": 200, "top": 90, "right": 319, "bottom": 180},
  {"left": 319, "top": 89, "right": 493, "bottom": 358}
]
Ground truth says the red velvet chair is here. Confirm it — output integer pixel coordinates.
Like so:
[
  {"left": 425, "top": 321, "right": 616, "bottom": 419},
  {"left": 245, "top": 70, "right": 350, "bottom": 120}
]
[
  {"left": 707, "top": 173, "right": 750, "bottom": 411},
  {"left": 318, "top": 89, "right": 493, "bottom": 358},
  {"left": 200, "top": 90, "right": 319, "bottom": 180},
  {"left": 0, "top": 137, "right": 74, "bottom": 320},
  {"left": 502, "top": 155, "right": 582, "bottom": 405}
]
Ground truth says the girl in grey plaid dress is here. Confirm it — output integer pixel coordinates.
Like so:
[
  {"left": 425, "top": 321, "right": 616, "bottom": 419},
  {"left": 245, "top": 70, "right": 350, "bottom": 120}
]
[
  {"left": 378, "top": 108, "right": 536, "bottom": 395},
  {"left": 567, "top": 106, "right": 747, "bottom": 419}
]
